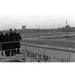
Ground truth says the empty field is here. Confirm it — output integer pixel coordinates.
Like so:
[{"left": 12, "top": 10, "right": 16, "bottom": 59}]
[{"left": 23, "top": 38, "right": 75, "bottom": 48}]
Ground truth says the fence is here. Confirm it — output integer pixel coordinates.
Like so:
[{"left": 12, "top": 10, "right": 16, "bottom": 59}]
[
  {"left": 0, "top": 40, "right": 74, "bottom": 62},
  {"left": 0, "top": 41, "right": 24, "bottom": 62},
  {"left": 21, "top": 42, "right": 74, "bottom": 62}
]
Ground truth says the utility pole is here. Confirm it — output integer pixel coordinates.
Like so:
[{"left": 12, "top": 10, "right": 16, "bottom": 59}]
[
  {"left": 39, "top": 26, "right": 40, "bottom": 38},
  {"left": 65, "top": 17, "right": 68, "bottom": 26},
  {"left": 65, "top": 17, "right": 69, "bottom": 38}
]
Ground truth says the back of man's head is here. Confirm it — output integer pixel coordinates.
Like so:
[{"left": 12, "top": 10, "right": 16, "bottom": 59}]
[
  {"left": 9, "top": 28, "right": 13, "bottom": 33},
  {"left": 14, "top": 29, "right": 17, "bottom": 33}
]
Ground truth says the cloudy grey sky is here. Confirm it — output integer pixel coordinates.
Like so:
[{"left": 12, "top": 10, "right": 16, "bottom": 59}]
[{"left": 0, "top": 0, "right": 75, "bottom": 30}]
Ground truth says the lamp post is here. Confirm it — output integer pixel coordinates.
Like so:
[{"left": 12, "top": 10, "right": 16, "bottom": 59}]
[{"left": 39, "top": 26, "right": 40, "bottom": 38}]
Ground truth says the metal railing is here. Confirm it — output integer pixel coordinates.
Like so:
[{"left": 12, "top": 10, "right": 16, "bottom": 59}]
[
  {"left": 0, "top": 41, "right": 21, "bottom": 50},
  {"left": 0, "top": 41, "right": 25, "bottom": 62},
  {"left": 0, "top": 41, "right": 21, "bottom": 57},
  {"left": 21, "top": 42, "right": 71, "bottom": 62}
]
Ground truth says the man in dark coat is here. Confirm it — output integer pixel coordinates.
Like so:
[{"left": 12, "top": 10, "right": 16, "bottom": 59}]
[
  {"left": 0, "top": 32, "right": 5, "bottom": 56},
  {"left": 4, "top": 32, "right": 10, "bottom": 50},
  {"left": 13, "top": 29, "right": 22, "bottom": 54},
  {"left": 9, "top": 29, "right": 14, "bottom": 41},
  {"left": 0, "top": 32, "right": 5, "bottom": 43},
  {"left": 14, "top": 29, "right": 22, "bottom": 41},
  {"left": 5, "top": 29, "right": 14, "bottom": 56},
  {"left": 8, "top": 29, "right": 16, "bottom": 56}
]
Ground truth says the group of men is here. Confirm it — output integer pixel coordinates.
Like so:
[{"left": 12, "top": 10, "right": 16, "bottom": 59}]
[{"left": 0, "top": 29, "right": 22, "bottom": 56}]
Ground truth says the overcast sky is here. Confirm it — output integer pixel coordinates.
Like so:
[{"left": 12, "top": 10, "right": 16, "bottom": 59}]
[{"left": 0, "top": 0, "right": 75, "bottom": 30}]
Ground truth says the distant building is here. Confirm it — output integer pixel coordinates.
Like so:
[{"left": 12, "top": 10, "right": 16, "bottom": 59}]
[{"left": 22, "top": 26, "right": 26, "bottom": 33}]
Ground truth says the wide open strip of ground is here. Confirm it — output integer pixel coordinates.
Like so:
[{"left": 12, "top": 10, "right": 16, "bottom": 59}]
[{"left": 22, "top": 38, "right": 75, "bottom": 48}]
